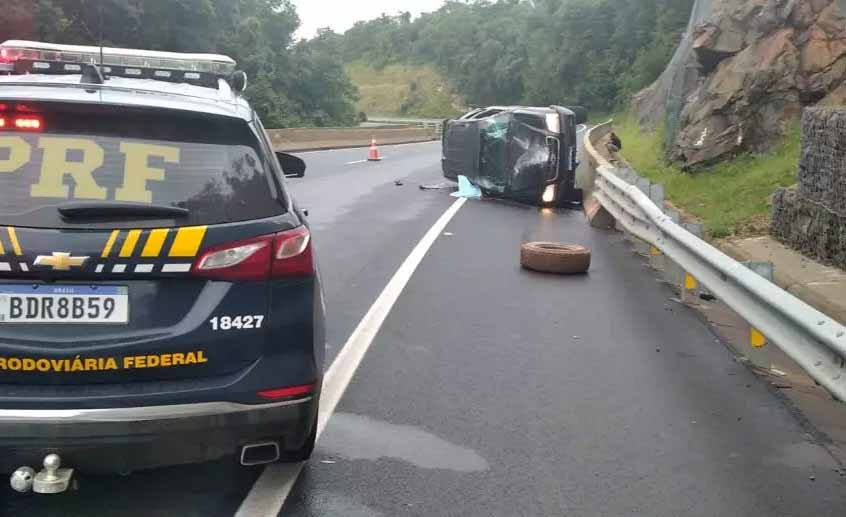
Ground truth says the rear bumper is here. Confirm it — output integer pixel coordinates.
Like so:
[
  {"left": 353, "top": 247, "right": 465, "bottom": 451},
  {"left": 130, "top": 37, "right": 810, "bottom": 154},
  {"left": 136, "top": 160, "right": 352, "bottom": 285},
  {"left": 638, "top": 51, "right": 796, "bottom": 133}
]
[{"left": 0, "top": 397, "right": 316, "bottom": 474}]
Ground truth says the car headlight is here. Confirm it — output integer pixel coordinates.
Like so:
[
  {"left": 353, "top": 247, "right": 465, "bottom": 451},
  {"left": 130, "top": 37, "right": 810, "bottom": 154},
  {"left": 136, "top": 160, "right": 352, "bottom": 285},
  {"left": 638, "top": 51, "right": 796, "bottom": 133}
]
[{"left": 542, "top": 184, "right": 557, "bottom": 203}]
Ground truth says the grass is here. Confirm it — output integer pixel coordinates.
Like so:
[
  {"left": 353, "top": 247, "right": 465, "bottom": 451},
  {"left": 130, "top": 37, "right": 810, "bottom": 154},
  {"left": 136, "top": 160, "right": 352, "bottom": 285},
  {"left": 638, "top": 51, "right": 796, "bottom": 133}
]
[
  {"left": 613, "top": 115, "right": 801, "bottom": 238},
  {"left": 346, "top": 62, "right": 463, "bottom": 119}
]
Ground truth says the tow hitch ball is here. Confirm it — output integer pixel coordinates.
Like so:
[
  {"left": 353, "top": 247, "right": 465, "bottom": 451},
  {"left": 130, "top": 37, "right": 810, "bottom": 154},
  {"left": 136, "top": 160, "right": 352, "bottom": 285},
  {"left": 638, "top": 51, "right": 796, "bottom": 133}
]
[{"left": 10, "top": 454, "right": 74, "bottom": 494}]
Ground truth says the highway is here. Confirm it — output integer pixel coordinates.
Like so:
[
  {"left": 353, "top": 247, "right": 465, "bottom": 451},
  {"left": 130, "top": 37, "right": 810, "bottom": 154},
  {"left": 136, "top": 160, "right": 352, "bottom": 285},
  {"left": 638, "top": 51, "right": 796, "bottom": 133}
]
[{"left": 4, "top": 141, "right": 845, "bottom": 516}]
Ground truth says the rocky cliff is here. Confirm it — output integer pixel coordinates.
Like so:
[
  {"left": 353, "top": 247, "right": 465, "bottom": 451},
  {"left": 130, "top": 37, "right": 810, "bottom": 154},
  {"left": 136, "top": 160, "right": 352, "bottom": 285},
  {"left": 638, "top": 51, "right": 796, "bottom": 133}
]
[{"left": 634, "top": 0, "right": 846, "bottom": 167}]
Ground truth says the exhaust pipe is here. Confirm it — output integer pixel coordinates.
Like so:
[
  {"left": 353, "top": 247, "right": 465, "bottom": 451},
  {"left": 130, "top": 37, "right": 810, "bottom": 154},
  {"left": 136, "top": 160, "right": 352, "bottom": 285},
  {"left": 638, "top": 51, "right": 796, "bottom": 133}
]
[{"left": 240, "top": 441, "right": 280, "bottom": 466}]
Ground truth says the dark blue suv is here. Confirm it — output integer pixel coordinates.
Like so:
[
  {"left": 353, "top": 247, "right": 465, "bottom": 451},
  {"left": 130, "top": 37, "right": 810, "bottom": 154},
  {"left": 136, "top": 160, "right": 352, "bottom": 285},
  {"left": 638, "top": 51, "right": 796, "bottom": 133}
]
[{"left": 0, "top": 41, "right": 324, "bottom": 481}]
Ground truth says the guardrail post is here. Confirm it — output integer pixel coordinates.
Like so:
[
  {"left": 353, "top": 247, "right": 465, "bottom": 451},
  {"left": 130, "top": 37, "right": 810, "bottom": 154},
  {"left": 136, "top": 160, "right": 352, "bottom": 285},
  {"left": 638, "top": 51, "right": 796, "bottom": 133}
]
[
  {"left": 680, "top": 223, "right": 704, "bottom": 303},
  {"left": 649, "top": 184, "right": 665, "bottom": 210},
  {"left": 742, "top": 261, "right": 776, "bottom": 370},
  {"left": 648, "top": 184, "right": 666, "bottom": 270},
  {"left": 661, "top": 210, "right": 684, "bottom": 289},
  {"left": 633, "top": 178, "right": 652, "bottom": 256},
  {"left": 615, "top": 167, "right": 637, "bottom": 235}
]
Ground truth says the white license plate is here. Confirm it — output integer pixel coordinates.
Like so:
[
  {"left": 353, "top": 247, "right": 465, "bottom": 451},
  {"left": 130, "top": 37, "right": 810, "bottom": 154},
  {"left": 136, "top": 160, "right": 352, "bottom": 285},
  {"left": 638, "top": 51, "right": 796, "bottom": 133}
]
[{"left": 0, "top": 285, "right": 129, "bottom": 324}]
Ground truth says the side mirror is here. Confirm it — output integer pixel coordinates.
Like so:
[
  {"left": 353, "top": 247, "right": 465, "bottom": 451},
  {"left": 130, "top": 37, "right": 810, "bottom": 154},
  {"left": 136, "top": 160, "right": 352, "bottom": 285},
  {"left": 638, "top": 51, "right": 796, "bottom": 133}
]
[{"left": 276, "top": 152, "right": 306, "bottom": 178}]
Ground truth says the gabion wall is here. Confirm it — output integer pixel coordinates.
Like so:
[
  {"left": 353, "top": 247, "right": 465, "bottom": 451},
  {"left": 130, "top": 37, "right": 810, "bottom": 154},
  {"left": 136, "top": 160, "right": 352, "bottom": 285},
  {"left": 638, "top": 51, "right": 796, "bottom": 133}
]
[{"left": 772, "top": 108, "right": 846, "bottom": 268}]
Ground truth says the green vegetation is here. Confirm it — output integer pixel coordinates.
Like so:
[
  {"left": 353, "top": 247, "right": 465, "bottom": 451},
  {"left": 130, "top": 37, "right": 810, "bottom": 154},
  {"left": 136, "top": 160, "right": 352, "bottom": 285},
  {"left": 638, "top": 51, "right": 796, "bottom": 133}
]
[
  {"left": 340, "top": 0, "right": 694, "bottom": 113},
  {"left": 614, "top": 116, "right": 801, "bottom": 238},
  {"left": 2, "top": 0, "right": 358, "bottom": 128},
  {"left": 346, "top": 63, "right": 461, "bottom": 119}
]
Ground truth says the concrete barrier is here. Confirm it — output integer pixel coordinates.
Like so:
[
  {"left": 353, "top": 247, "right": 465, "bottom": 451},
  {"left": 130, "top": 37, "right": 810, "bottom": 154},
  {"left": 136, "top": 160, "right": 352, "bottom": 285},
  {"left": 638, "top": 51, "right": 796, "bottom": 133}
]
[{"left": 267, "top": 127, "right": 438, "bottom": 152}]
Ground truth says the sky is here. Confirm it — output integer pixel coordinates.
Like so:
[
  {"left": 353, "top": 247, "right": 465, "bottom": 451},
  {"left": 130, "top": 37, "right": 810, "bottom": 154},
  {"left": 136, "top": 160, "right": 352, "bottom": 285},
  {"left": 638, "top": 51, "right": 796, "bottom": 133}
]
[{"left": 292, "top": 0, "right": 446, "bottom": 39}]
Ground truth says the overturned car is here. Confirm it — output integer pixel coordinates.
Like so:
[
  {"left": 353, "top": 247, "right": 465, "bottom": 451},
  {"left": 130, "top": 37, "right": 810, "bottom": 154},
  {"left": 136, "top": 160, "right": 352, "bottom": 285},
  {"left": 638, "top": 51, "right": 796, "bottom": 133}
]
[{"left": 442, "top": 106, "right": 587, "bottom": 207}]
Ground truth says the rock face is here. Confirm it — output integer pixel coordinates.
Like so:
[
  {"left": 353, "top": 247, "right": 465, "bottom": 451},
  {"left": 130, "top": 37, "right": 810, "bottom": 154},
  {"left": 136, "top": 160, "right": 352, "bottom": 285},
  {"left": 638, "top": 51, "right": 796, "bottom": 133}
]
[
  {"left": 771, "top": 108, "right": 846, "bottom": 268},
  {"left": 634, "top": 0, "right": 846, "bottom": 167}
]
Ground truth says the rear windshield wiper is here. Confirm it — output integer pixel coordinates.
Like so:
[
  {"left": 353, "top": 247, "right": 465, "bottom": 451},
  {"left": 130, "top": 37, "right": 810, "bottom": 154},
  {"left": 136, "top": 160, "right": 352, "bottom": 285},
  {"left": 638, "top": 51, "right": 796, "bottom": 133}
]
[{"left": 57, "top": 202, "right": 189, "bottom": 219}]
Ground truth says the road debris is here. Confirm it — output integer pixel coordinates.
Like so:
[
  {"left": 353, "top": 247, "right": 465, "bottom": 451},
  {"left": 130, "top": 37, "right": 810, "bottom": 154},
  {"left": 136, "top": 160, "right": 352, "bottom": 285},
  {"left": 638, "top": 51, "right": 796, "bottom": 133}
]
[
  {"left": 520, "top": 242, "right": 591, "bottom": 274},
  {"left": 450, "top": 175, "right": 482, "bottom": 199},
  {"left": 419, "top": 182, "right": 456, "bottom": 191},
  {"left": 394, "top": 180, "right": 404, "bottom": 186}
]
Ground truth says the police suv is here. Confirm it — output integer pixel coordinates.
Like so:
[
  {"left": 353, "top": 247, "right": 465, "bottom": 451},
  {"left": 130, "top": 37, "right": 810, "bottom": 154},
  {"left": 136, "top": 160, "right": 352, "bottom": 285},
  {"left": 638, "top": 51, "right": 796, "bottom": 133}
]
[{"left": 0, "top": 40, "right": 323, "bottom": 493}]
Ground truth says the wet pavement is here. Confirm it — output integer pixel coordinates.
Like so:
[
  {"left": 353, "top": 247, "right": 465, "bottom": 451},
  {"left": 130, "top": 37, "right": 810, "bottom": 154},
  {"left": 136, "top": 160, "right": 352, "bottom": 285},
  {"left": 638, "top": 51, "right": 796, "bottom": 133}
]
[{"left": 281, "top": 192, "right": 846, "bottom": 516}]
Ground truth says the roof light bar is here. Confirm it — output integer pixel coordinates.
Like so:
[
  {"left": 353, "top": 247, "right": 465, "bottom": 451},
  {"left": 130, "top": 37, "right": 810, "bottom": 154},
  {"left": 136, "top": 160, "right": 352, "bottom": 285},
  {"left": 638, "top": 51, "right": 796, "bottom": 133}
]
[{"left": 0, "top": 40, "right": 238, "bottom": 88}]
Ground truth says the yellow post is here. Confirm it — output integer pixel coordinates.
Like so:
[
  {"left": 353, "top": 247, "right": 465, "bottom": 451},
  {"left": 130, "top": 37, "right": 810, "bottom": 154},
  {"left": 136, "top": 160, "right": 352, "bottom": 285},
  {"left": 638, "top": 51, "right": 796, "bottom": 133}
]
[
  {"left": 750, "top": 328, "right": 767, "bottom": 348},
  {"left": 684, "top": 273, "right": 698, "bottom": 290}
]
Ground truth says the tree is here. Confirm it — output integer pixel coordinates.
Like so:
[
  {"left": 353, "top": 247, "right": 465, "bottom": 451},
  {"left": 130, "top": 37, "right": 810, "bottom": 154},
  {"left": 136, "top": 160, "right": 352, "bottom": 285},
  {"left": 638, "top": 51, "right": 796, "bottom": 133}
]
[{"left": 0, "top": 0, "right": 358, "bottom": 128}]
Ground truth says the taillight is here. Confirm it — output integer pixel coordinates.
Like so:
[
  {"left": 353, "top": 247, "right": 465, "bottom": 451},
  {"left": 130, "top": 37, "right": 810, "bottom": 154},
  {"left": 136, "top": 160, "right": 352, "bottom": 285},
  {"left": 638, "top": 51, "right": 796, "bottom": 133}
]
[
  {"left": 257, "top": 383, "right": 315, "bottom": 401},
  {"left": 272, "top": 226, "right": 313, "bottom": 277},
  {"left": 192, "top": 226, "right": 313, "bottom": 281}
]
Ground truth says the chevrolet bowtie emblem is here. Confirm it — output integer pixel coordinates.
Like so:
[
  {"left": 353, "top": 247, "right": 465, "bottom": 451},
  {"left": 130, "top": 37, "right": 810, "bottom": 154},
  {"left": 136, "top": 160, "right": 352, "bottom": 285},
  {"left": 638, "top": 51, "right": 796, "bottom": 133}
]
[{"left": 34, "top": 252, "right": 89, "bottom": 271}]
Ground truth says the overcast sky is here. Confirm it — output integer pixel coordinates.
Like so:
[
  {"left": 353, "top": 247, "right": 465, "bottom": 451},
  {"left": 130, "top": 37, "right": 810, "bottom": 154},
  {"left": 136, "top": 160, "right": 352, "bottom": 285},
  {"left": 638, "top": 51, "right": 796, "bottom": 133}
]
[{"left": 292, "top": 0, "right": 446, "bottom": 39}]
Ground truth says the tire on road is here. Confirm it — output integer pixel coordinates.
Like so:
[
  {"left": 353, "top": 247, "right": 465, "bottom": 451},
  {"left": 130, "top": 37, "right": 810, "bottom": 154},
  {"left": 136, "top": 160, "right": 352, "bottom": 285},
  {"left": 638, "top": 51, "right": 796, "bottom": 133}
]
[{"left": 520, "top": 242, "right": 591, "bottom": 274}]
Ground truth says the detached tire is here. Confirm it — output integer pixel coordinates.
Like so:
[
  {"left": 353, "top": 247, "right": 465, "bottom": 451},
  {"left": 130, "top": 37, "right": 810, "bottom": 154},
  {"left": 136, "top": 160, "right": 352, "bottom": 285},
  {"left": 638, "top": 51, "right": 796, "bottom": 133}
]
[{"left": 520, "top": 242, "right": 591, "bottom": 274}]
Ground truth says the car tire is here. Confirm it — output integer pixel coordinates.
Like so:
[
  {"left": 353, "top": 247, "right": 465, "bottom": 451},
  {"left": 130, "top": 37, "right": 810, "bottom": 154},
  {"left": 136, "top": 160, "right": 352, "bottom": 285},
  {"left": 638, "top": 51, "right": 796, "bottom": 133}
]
[{"left": 520, "top": 242, "right": 591, "bottom": 274}]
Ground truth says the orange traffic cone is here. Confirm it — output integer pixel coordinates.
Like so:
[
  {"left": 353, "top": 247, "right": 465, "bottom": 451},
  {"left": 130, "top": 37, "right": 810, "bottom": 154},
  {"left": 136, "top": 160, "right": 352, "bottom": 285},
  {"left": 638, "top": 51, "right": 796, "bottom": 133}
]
[{"left": 367, "top": 138, "right": 381, "bottom": 161}]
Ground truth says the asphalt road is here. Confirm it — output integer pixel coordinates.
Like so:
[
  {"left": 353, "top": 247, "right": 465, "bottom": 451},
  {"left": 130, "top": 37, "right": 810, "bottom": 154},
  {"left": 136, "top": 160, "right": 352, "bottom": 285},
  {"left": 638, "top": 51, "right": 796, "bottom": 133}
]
[{"left": 4, "top": 141, "right": 845, "bottom": 516}]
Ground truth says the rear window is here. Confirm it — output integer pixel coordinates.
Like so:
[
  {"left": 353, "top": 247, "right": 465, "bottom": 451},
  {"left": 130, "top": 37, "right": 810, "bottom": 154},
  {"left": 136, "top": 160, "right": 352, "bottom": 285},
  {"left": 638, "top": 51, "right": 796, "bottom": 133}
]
[{"left": 0, "top": 103, "right": 285, "bottom": 228}]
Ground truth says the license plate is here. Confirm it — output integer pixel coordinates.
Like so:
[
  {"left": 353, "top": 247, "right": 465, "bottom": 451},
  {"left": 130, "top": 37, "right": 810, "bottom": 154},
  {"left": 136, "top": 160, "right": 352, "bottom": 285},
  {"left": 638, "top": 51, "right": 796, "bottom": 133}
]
[{"left": 0, "top": 285, "right": 129, "bottom": 324}]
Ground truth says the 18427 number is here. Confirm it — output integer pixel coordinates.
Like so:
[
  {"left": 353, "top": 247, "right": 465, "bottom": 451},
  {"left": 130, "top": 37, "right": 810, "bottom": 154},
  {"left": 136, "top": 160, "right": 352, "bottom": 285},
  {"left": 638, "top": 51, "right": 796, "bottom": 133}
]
[{"left": 209, "top": 315, "right": 265, "bottom": 331}]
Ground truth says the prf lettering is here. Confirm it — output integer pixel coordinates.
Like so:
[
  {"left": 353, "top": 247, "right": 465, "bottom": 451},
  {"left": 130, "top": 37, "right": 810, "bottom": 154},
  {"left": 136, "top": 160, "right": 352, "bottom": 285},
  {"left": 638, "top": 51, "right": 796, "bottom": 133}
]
[
  {"left": 0, "top": 136, "right": 180, "bottom": 203},
  {"left": 123, "top": 351, "right": 208, "bottom": 369},
  {"left": 0, "top": 351, "right": 208, "bottom": 372}
]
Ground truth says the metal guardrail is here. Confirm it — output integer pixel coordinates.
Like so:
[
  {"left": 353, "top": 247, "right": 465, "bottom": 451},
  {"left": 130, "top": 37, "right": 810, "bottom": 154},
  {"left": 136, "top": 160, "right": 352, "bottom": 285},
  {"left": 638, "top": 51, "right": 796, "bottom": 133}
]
[
  {"left": 267, "top": 126, "right": 438, "bottom": 152},
  {"left": 585, "top": 121, "right": 846, "bottom": 401},
  {"left": 365, "top": 117, "right": 444, "bottom": 137}
]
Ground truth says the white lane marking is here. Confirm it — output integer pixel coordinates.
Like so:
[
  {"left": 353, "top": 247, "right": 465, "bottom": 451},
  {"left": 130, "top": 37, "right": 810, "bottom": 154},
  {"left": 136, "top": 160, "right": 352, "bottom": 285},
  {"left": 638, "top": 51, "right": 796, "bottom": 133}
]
[
  {"left": 345, "top": 159, "right": 367, "bottom": 165},
  {"left": 295, "top": 140, "right": 439, "bottom": 155},
  {"left": 235, "top": 197, "right": 467, "bottom": 517}
]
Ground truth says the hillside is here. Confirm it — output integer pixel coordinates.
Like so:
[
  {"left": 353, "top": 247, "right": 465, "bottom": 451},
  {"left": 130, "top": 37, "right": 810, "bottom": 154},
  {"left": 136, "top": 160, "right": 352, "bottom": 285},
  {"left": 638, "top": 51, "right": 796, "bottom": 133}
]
[
  {"left": 339, "top": 1, "right": 693, "bottom": 114},
  {"left": 346, "top": 63, "right": 463, "bottom": 119}
]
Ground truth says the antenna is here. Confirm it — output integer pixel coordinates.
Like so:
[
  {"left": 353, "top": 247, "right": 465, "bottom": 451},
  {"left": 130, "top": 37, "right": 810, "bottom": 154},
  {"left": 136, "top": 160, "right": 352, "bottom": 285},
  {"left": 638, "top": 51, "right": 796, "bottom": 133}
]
[
  {"left": 80, "top": 0, "right": 106, "bottom": 86},
  {"left": 98, "top": 0, "right": 105, "bottom": 75}
]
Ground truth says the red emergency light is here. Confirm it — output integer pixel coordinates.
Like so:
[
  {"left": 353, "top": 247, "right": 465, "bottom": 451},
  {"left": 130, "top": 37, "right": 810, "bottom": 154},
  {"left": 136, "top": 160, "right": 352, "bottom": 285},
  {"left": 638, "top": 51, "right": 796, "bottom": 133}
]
[
  {"left": 0, "top": 115, "right": 43, "bottom": 131},
  {"left": 14, "top": 116, "right": 42, "bottom": 130}
]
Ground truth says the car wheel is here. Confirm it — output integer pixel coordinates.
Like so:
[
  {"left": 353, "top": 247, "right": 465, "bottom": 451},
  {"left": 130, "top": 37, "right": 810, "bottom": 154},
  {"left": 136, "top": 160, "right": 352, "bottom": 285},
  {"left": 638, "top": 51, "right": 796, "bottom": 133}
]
[{"left": 520, "top": 242, "right": 591, "bottom": 274}]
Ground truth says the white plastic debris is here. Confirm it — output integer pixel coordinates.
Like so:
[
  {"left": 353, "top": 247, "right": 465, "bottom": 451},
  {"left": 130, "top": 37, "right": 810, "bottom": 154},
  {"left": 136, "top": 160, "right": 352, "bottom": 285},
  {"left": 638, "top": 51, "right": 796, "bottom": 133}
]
[{"left": 450, "top": 175, "right": 482, "bottom": 199}]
